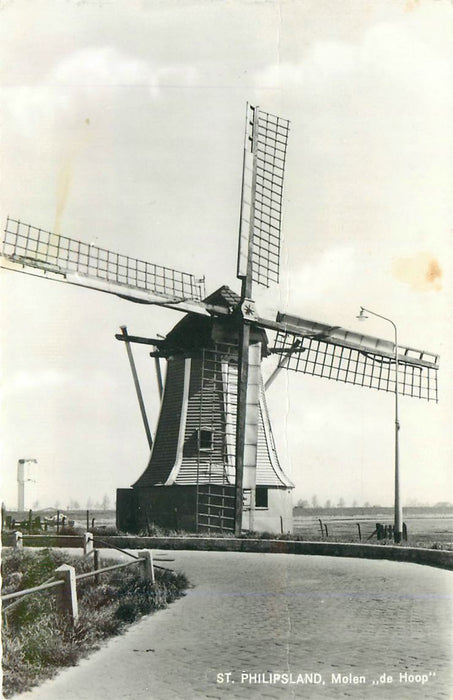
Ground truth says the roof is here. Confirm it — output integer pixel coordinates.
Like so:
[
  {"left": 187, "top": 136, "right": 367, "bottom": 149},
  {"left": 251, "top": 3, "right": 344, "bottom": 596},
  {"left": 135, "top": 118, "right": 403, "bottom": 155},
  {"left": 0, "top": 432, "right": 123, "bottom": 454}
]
[
  {"left": 203, "top": 285, "right": 241, "bottom": 310},
  {"left": 157, "top": 286, "right": 242, "bottom": 355}
]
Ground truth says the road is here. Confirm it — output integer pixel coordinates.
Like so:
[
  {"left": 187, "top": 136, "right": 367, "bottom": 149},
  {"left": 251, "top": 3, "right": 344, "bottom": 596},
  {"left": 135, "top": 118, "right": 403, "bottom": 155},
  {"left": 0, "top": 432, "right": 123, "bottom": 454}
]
[{"left": 18, "top": 551, "right": 452, "bottom": 699}]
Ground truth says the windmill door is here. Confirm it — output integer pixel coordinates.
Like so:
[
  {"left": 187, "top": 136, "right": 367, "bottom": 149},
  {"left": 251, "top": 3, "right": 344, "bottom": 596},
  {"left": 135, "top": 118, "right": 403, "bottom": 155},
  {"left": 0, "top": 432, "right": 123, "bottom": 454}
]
[{"left": 196, "top": 484, "right": 235, "bottom": 533}]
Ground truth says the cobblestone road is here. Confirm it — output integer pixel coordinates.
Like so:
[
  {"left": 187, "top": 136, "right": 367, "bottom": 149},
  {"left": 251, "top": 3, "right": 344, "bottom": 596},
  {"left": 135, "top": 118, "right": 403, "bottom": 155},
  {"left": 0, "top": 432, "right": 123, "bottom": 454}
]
[{"left": 19, "top": 551, "right": 452, "bottom": 700}]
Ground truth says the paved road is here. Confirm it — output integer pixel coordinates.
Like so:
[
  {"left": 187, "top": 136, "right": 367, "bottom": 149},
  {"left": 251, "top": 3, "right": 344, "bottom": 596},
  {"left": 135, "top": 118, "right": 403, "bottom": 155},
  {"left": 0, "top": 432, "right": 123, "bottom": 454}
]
[{"left": 18, "top": 551, "right": 452, "bottom": 699}]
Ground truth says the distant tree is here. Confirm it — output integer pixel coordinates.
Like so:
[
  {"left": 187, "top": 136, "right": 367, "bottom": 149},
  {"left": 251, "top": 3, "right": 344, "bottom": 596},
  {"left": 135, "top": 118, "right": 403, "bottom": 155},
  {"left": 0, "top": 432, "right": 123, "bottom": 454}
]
[
  {"left": 352, "top": 500, "right": 358, "bottom": 508},
  {"left": 337, "top": 497, "right": 345, "bottom": 508},
  {"left": 296, "top": 499, "right": 309, "bottom": 508},
  {"left": 54, "top": 500, "right": 60, "bottom": 509},
  {"left": 324, "top": 499, "right": 331, "bottom": 509},
  {"left": 86, "top": 498, "right": 93, "bottom": 509},
  {"left": 363, "top": 501, "right": 371, "bottom": 508},
  {"left": 67, "top": 499, "right": 80, "bottom": 510},
  {"left": 32, "top": 500, "right": 40, "bottom": 510},
  {"left": 311, "top": 494, "right": 319, "bottom": 509},
  {"left": 102, "top": 494, "right": 110, "bottom": 511}
]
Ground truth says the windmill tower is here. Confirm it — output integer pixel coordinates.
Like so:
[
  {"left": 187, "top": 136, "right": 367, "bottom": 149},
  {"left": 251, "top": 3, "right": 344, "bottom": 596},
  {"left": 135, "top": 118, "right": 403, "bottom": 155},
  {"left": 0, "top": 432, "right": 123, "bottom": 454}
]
[
  {"left": 1, "top": 104, "right": 439, "bottom": 536},
  {"left": 118, "top": 285, "right": 294, "bottom": 534}
]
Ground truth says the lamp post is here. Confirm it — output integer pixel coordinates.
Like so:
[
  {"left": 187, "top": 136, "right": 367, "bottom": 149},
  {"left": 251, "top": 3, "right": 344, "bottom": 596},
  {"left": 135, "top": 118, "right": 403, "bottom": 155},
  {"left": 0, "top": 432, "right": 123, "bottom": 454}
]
[{"left": 356, "top": 307, "right": 402, "bottom": 543}]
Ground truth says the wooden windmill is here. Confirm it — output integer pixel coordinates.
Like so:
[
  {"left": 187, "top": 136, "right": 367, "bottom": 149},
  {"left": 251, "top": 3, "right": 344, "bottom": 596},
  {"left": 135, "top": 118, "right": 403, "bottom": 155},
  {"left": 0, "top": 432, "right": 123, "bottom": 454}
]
[{"left": 2, "top": 104, "right": 439, "bottom": 537}]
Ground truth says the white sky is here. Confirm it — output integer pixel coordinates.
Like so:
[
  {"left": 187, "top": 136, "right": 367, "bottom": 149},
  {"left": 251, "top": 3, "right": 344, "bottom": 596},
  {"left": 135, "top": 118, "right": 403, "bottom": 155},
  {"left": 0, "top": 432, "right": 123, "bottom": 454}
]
[{"left": 1, "top": 0, "right": 452, "bottom": 510}]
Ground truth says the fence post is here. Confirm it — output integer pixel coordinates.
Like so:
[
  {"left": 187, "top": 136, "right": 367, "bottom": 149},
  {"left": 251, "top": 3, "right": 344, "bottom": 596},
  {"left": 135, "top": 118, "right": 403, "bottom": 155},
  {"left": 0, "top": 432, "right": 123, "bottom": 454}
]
[
  {"left": 138, "top": 550, "right": 155, "bottom": 584},
  {"left": 357, "top": 523, "right": 362, "bottom": 541},
  {"left": 83, "top": 532, "right": 93, "bottom": 556},
  {"left": 55, "top": 564, "right": 78, "bottom": 626},
  {"left": 94, "top": 549, "right": 100, "bottom": 584},
  {"left": 13, "top": 530, "right": 23, "bottom": 549}
]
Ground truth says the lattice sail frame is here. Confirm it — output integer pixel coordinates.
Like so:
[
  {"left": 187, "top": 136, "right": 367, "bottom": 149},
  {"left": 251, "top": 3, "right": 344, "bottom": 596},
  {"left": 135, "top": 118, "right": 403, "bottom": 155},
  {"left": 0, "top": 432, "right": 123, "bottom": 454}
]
[
  {"left": 237, "top": 105, "right": 290, "bottom": 288},
  {"left": 273, "top": 315, "right": 439, "bottom": 402},
  {"left": 3, "top": 217, "right": 205, "bottom": 302}
]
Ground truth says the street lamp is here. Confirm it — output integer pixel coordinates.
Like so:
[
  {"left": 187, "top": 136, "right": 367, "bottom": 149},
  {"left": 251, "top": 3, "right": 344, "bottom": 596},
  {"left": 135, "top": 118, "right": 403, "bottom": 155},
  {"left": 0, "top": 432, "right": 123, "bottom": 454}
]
[{"left": 356, "top": 307, "right": 402, "bottom": 543}]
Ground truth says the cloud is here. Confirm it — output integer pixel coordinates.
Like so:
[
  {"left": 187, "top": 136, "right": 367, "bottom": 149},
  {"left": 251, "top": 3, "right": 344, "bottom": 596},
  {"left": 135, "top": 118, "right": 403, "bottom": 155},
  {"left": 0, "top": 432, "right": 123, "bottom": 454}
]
[
  {"left": 283, "top": 246, "right": 356, "bottom": 308},
  {"left": 256, "top": 12, "right": 452, "bottom": 107},
  {"left": 4, "top": 369, "right": 71, "bottom": 394},
  {"left": 258, "top": 41, "right": 357, "bottom": 87},
  {"left": 3, "top": 367, "right": 118, "bottom": 397},
  {"left": 2, "top": 47, "right": 199, "bottom": 142},
  {"left": 50, "top": 47, "right": 198, "bottom": 92},
  {"left": 51, "top": 47, "right": 151, "bottom": 87}
]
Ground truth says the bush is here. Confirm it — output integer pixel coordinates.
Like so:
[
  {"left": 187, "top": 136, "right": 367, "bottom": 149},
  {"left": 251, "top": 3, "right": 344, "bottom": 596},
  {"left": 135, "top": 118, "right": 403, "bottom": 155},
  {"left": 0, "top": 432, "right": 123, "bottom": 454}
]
[{"left": 1, "top": 548, "right": 188, "bottom": 697}]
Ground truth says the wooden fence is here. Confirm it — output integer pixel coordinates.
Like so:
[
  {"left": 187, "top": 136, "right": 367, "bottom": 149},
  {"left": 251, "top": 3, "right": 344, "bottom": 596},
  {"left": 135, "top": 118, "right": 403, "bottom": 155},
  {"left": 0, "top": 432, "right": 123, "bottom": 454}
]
[
  {"left": 294, "top": 518, "right": 408, "bottom": 542},
  {"left": 1, "top": 532, "right": 154, "bottom": 627}
]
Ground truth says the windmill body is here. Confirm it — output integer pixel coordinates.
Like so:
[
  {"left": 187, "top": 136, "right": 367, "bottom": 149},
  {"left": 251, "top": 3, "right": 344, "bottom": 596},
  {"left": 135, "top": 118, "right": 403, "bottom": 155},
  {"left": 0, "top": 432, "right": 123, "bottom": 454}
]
[{"left": 117, "top": 286, "right": 294, "bottom": 534}]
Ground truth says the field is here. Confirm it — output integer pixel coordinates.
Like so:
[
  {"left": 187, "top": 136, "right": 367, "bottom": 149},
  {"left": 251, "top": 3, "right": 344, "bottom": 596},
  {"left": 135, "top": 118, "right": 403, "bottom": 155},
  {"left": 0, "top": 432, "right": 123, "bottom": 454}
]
[
  {"left": 293, "top": 507, "right": 453, "bottom": 547},
  {"left": 3, "top": 509, "right": 117, "bottom": 535},
  {"left": 4, "top": 507, "right": 453, "bottom": 548},
  {"left": 294, "top": 511, "right": 453, "bottom": 548}
]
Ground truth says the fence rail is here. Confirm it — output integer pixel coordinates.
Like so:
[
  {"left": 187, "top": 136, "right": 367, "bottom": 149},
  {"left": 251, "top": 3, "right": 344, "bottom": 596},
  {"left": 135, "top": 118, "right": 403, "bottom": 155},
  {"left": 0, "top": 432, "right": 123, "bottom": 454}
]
[
  {"left": 75, "top": 559, "right": 142, "bottom": 581},
  {"left": 1, "top": 533, "right": 154, "bottom": 626},
  {"left": 2, "top": 578, "right": 63, "bottom": 602}
]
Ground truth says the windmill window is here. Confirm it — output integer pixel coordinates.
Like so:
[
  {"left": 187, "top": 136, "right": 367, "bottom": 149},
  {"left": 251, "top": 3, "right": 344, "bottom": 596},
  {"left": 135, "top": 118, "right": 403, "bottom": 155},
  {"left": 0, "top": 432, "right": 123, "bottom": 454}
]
[
  {"left": 255, "top": 487, "right": 269, "bottom": 509},
  {"left": 198, "top": 428, "right": 213, "bottom": 451}
]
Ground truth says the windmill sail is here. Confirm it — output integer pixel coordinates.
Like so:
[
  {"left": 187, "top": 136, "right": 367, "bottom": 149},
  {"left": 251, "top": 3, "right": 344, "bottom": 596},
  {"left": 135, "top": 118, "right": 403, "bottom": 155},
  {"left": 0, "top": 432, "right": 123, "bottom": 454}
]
[
  {"left": 237, "top": 105, "right": 290, "bottom": 288},
  {"left": 259, "top": 312, "right": 439, "bottom": 402},
  {"left": 2, "top": 217, "right": 205, "bottom": 306}
]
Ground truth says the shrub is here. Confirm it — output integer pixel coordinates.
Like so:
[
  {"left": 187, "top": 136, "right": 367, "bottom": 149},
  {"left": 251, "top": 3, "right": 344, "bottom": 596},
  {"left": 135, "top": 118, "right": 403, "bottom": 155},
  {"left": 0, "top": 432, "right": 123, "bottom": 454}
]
[{"left": 1, "top": 548, "right": 188, "bottom": 697}]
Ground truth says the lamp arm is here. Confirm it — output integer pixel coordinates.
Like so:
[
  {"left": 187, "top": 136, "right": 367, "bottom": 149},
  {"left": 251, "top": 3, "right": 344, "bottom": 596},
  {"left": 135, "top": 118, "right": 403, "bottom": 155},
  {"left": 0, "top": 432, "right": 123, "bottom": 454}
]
[{"left": 359, "top": 306, "right": 397, "bottom": 344}]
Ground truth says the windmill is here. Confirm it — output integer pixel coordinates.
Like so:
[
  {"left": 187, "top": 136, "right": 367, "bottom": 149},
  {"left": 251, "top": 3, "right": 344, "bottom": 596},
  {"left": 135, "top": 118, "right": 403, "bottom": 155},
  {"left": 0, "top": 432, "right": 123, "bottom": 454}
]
[{"left": 1, "top": 104, "right": 439, "bottom": 537}]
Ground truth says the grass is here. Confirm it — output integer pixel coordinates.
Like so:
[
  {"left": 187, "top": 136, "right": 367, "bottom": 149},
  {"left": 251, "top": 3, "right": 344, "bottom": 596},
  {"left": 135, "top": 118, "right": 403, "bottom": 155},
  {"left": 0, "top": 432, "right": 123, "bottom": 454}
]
[
  {"left": 1, "top": 548, "right": 188, "bottom": 697},
  {"left": 125, "top": 525, "right": 453, "bottom": 550}
]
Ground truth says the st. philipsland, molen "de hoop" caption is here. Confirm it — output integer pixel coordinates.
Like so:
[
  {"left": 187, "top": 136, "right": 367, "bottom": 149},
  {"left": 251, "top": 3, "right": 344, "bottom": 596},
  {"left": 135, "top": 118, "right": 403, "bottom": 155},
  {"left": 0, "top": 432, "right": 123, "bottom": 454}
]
[{"left": 216, "top": 671, "right": 437, "bottom": 686}]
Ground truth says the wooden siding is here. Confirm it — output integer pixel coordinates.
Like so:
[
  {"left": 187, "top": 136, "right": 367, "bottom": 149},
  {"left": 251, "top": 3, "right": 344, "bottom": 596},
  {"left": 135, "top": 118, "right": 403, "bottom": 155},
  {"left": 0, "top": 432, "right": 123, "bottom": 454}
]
[
  {"left": 177, "top": 354, "right": 292, "bottom": 487},
  {"left": 177, "top": 355, "right": 230, "bottom": 485},
  {"left": 221, "top": 360, "right": 292, "bottom": 487},
  {"left": 133, "top": 358, "right": 185, "bottom": 487},
  {"left": 133, "top": 350, "right": 294, "bottom": 490}
]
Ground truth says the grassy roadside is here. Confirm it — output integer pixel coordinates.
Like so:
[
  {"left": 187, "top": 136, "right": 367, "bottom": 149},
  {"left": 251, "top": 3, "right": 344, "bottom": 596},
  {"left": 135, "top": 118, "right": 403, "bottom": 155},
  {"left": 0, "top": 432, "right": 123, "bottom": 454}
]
[
  {"left": 120, "top": 525, "right": 453, "bottom": 550},
  {"left": 1, "top": 548, "right": 188, "bottom": 697}
]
